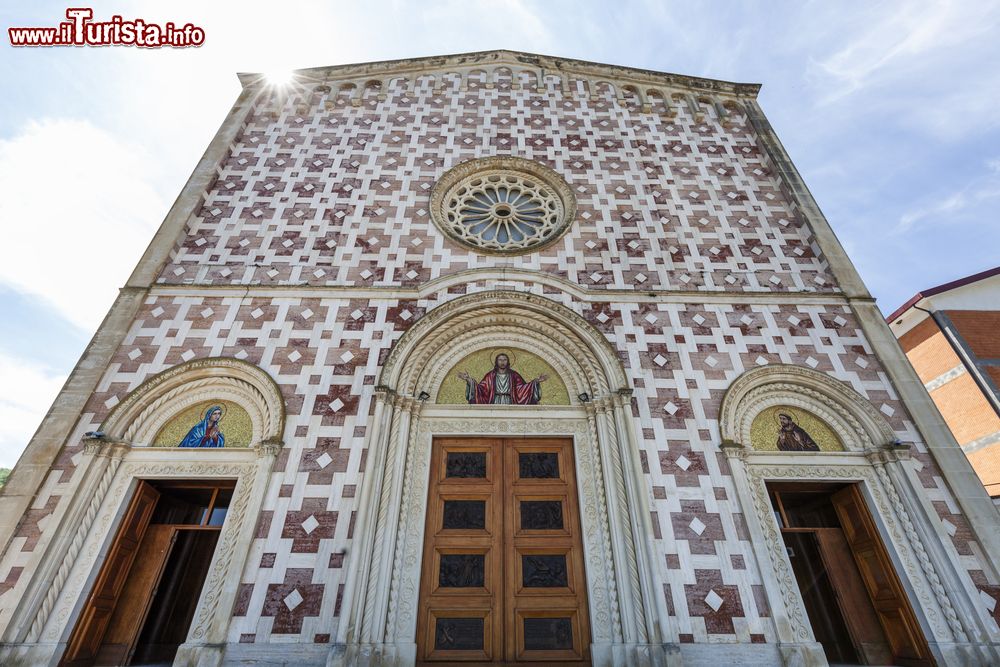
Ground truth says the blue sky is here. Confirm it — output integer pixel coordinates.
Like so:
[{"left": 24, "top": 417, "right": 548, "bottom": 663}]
[{"left": 1, "top": 0, "right": 998, "bottom": 467}]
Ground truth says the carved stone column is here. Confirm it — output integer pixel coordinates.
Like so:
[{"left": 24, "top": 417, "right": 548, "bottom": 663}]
[
  {"left": 587, "top": 393, "right": 680, "bottom": 667},
  {"left": 719, "top": 441, "right": 827, "bottom": 667},
  {"left": 362, "top": 395, "right": 422, "bottom": 647},
  {"left": 333, "top": 389, "right": 428, "bottom": 667},
  {"left": 609, "top": 389, "right": 681, "bottom": 666},
  {"left": 591, "top": 396, "right": 640, "bottom": 643},
  {"left": 3, "top": 439, "right": 129, "bottom": 647},
  {"left": 335, "top": 386, "right": 396, "bottom": 647},
  {"left": 868, "top": 444, "right": 1000, "bottom": 666}
]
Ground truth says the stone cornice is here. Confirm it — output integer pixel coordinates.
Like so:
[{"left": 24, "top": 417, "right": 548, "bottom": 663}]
[
  {"left": 146, "top": 278, "right": 861, "bottom": 307},
  {"left": 238, "top": 49, "right": 761, "bottom": 98}
]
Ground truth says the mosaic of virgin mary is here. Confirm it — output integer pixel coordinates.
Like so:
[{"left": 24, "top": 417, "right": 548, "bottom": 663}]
[
  {"left": 457, "top": 353, "right": 548, "bottom": 405},
  {"left": 178, "top": 405, "right": 226, "bottom": 448}
]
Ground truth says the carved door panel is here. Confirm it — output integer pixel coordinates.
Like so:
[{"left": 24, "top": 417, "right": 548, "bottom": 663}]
[
  {"left": 95, "top": 525, "right": 177, "bottom": 665},
  {"left": 417, "top": 438, "right": 590, "bottom": 665},
  {"left": 418, "top": 438, "right": 504, "bottom": 662},
  {"left": 61, "top": 480, "right": 160, "bottom": 667},
  {"left": 814, "top": 527, "right": 893, "bottom": 665},
  {"left": 831, "top": 485, "right": 934, "bottom": 667}
]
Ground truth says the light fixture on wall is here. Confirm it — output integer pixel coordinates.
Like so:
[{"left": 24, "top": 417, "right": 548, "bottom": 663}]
[
  {"left": 577, "top": 393, "right": 590, "bottom": 403},
  {"left": 418, "top": 391, "right": 431, "bottom": 401}
]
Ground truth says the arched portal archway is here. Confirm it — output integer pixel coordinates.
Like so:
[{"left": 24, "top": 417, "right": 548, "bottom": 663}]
[
  {"left": 333, "top": 290, "right": 676, "bottom": 666},
  {"left": 718, "top": 364, "right": 1000, "bottom": 666}
]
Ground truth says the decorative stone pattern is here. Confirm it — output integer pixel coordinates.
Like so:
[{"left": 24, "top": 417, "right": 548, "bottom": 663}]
[
  {"left": 158, "top": 69, "right": 834, "bottom": 293},
  {"left": 0, "top": 54, "right": 997, "bottom": 658},
  {"left": 2, "top": 287, "right": 992, "bottom": 645}
]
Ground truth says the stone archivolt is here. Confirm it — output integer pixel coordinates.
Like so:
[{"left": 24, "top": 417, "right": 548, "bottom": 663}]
[
  {"left": 335, "top": 290, "right": 670, "bottom": 666},
  {"left": 101, "top": 356, "right": 285, "bottom": 446}
]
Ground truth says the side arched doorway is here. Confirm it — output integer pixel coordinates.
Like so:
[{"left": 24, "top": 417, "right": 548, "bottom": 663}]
[
  {"left": 332, "top": 290, "right": 677, "bottom": 667},
  {"left": 718, "top": 364, "right": 1000, "bottom": 667}
]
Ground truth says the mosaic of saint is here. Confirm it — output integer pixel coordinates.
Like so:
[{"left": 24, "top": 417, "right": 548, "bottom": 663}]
[
  {"left": 152, "top": 400, "right": 253, "bottom": 448},
  {"left": 439, "top": 348, "right": 569, "bottom": 405},
  {"left": 749, "top": 406, "right": 844, "bottom": 453}
]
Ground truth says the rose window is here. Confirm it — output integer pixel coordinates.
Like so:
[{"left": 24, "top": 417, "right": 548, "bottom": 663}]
[{"left": 430, "top": 157, "right": 575, "bottom": 255}]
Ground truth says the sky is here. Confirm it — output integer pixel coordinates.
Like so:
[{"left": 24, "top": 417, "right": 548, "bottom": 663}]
[{"left": 0, "top": 0, "right": 998, "bottom": 467}]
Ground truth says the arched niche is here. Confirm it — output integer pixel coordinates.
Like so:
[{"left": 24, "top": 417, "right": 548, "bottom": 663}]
[
  {"left": 335, "top": 290, "right": 674, "bottom": 667},
  {"left": 1, "top": 358, "right": 286, "bottom": 667},
  {"left": 720, "top": 364, "right": 895, "bottom": 451},
  {"left": 101, "top": 357, "right": 285, "bottom": 447},
  {"left": 381, "top": 290, "right": 625, "bottom": 400}
]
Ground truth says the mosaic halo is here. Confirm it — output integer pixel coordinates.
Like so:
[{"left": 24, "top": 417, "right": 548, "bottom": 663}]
[{"left": 430, "top": 157, "right": 576, "bottom": 255}]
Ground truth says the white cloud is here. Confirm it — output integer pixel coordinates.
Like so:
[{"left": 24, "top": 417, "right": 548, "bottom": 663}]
[
  {"left": 0, "top": 353, "right": 67, "bottom": 468},
  {"left": 814, "top": 1, "right": 997, "bottom": 94},
  {"left": 897, "top": 157, "right": 1000, "bottom": 231},
  {"left": 799, "top": 1, "right": 1000, "bottom": 138},
  {"left": 0, "top": 118, "right": 164, "bottom": 330}
]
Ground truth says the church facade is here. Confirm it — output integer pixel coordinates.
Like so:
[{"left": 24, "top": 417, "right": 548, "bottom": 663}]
[{"left": 0, "top": 51, "right": 999, "bottom": 667}]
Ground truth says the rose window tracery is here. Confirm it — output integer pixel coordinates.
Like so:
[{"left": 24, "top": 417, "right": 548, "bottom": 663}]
[{"left": 430, "top": 157, "right": 575, "bottom": 255}]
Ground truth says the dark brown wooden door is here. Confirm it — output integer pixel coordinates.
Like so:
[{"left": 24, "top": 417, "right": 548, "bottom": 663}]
[
  {"left": 417, "top": 438, "right": 590, "bottom": 665},
  {"left": 61, "top": 481, "right": 160, "bottom": 667},
  {"left": 94, "top": 525, "right": 177, "bottom": 665},
  {"left": 814, "top": 528, "right": 893, "bottom": 665},
  {"left": 831, "top": 485, "right": 934, "bottom": 667}
]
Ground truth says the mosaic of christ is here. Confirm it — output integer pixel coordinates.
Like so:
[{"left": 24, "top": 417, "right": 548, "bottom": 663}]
[{"left": 457, "top": 352, "right": 548, "bottom": 405}]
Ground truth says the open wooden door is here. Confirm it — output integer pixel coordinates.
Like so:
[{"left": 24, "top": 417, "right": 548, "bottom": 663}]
[
  {"left": 61, "top": 481, "right": 159, "bottom": 667},
  {"left": 814, "top": 528, "right": 893, "bottom": 665},
  {"left": 831, "top": 485, "right": 934, "bottom": 667},
  {"left": 94, "top": 525, "right": 177, "bottom": 665}
]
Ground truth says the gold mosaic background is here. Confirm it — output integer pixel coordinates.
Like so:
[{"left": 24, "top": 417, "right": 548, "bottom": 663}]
[
  {"left": 152, "top": 400, "right": 253, "bottom": 447},
  {"left": 749, "top": 405, "right": 844, "bottom": 452},
  {"left": 438, "top": 347, "right": 570, "bottom": 405}
]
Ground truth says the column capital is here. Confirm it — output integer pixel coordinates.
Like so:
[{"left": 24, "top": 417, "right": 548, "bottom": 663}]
[
  {"left": 82, "top": 438, "right": 130, "bottom": 458},
  {"left": 255, "top": 438, "right": 284, "bottom": 458}
]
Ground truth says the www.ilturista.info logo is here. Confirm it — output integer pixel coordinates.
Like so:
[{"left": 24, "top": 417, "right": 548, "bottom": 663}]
[{"left": 8, "top": 8, "right": 205, "bottom": 47}]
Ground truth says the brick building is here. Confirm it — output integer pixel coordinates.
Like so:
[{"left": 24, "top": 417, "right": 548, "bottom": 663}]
[
  {"left": 0, "top": 51, "right": 999, "bottom": 666},
  {"left": 888, "top": 266, "right": 1000, "bottom": 499}
]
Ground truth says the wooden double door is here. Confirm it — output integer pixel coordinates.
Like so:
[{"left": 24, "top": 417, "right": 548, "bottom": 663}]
[{"left": 417, "top": 438, "right": 591, "bottom": 665}]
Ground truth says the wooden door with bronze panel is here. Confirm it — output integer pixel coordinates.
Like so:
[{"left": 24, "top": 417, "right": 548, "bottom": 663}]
[
  {"left": 417, "top": 438, "right": 590, "bottom": 665},
  {"left": 831, "top": 484, "right": 934, "bottom": 667},
  {"left": 505, "top": 438, "right": 590, "bottom": 664},
  {"left": 417, "top": 438, "right": 504, "bottom": 662}
]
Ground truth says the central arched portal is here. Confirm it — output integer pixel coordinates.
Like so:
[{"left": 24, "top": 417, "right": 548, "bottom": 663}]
[{"left": 332, "top": 290, "right": 677, "bottom": 667}]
